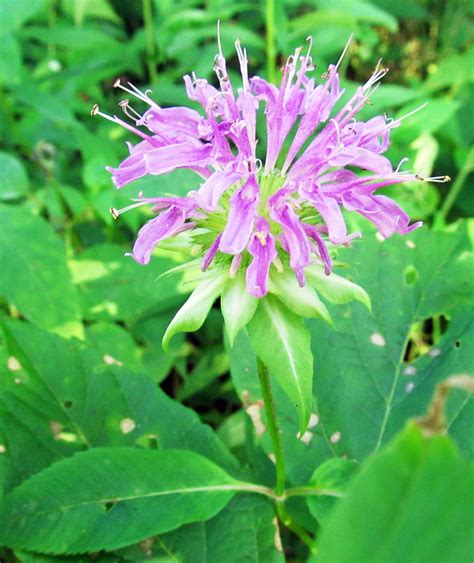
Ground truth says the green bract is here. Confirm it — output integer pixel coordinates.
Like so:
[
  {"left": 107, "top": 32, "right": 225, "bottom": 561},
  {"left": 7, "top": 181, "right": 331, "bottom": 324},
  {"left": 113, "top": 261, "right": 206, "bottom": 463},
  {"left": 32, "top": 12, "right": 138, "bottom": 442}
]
[{"left": 162, "top": 261, "right": 370, "bottom": 431}]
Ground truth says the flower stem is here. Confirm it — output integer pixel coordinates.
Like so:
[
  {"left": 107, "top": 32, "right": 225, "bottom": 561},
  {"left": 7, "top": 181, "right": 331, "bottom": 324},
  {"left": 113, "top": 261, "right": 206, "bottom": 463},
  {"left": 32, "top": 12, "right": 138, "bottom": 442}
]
[
  {"left": 438, "top": 146, "right": 474, "bottom": 222},
  {"left": 265, "top": 0, "right": 277, "bottom": 84},
  {"left": 257, "top": 357, "right": 285, "bottom": 495},
  {"left": 256, "top": 357, "right": 317, "bottom": 553},
  {"left": 143, "top": 0, "right": 158, "bottom": 84}
]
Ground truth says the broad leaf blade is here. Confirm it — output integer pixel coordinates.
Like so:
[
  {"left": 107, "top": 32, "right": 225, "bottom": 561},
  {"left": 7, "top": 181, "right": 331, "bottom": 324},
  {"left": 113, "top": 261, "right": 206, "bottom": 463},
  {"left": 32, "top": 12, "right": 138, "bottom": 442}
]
[
  {"left": 317, "top": 424, "right": 474, "bottom": 562},
  {"left": 308, "top": 225, "right": 474, "bottom": 460},
  {"left": 117, "top": 495, "right": 284, "bottom": 562},
  {"left": 0, "top": 205, "right": 82, "bottom": 338},
  {"left": 247, "top": 296, "right": 313, "bottom": 433},
  {"left": 0, "top": 448, "right": 239, "bottom": 554},
  {"left": 0, "top": 320, "right": 238, "bottom": 487}
]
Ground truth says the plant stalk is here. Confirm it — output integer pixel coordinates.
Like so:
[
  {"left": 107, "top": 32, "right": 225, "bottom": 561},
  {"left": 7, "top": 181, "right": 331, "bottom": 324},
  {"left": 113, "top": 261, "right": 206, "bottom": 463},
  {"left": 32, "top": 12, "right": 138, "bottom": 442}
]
[
  {"left": 143, "top": 0, "right": 158, "bottom": 84},
  {"left": 256, "top": 357, "right": 317, "bottom": 553},
  {"left": 265, "top": 0, "right": 277, "bottom": 83},
  {"left": 257, "top": 357, "right": 285, "bottom": 495},
  {"left": 438, "top": 146, "right": 474, "bottom": 221}
]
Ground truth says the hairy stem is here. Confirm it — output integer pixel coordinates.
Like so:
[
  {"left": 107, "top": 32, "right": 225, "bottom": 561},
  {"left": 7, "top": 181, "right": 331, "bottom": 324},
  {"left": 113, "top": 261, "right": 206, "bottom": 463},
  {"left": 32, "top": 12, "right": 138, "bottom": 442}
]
[
  {"left": 265, "top": 0, "right": 277, "bottom": 83},
  {"left": 257, "top": 357, "right": 285, "bottom": 495},
  {"left": 143, "top": 0, "right": 158, "bottom": 84},
  {"left": 256, "top": 358, "right": 317, "bottom": 552}
]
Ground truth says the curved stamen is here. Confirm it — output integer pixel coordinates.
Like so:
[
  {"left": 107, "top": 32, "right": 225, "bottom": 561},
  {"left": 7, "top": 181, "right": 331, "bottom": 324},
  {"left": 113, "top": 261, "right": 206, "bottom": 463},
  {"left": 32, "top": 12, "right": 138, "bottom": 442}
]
[{"left": 91, "top": 104, "right": 158, "bottom": 144}]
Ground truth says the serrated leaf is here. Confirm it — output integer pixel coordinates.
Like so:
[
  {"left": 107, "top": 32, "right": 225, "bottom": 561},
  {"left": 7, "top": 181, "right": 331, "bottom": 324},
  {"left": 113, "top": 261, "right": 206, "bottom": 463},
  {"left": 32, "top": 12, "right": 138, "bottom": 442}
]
[
  {"left": 70, "top": 244, "right": 185, "bottom": 323},
  {"left": 0, "top": 205, "right": 82, "bottom": 338},
  {"left": 163, "top": 273, "right": 228, "bottom": 350},
  {"left": 0, "top": 448, "right": 240, "bottom": 554},
  {"left": 308, "top": 224, "right": 474, "bottom": 460},
  {"left": 221, "top": 273, "right": 258, "bottom": 347},
  {"left": 117, "top": 495, "right": 284, "bottom": 562},
  {"left": 0, "top": 320, "right": 238, "bottom": 488},
  {"left": 317, "top": 425, "right": 474, "bottom": 562},
  {"left": 247, "top": 296, "right": 313, "bottom": 433}
]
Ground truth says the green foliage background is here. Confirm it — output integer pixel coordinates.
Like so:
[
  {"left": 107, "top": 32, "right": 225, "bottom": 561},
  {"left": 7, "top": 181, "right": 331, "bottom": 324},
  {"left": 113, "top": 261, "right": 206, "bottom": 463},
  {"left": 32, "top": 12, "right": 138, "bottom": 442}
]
[{"left": 0, "top": 0, "right": 472, "bottom": 561}]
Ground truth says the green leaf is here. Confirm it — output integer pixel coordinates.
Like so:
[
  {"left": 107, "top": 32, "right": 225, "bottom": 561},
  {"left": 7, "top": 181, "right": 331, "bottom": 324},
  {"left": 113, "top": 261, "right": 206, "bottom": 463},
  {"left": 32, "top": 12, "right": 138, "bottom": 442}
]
[
  {"left": 269, "top": 269, "right": 333, "bottom": 323},
  {"left": 305, "top": 264, "right": 371, "bottom": 310},
  {"left": 221, "top": 273, "right": 258, "bottom": 347},
  {"left": 306, "top": 458, "right": 358, "bottom": 526},
  {"left": 0, "top": 320, "right": 239, "bottom": 487},
  {"left": 247, "top": 296, "right": 313, "bottom": 433},
  {"left": 85, "top": 322, "right": 141, "bottom": 373},
  {"left": 308, "top": 224, "right": 474, "bottom": 460},
  {"left": 0, "top": 205, "right": 82, "bottom": 338},
  {"left": 317, "top": 424, "right": 474, "bottom": 562},
  {"left": 70, "top": 243, "right": 184, "bottom": 323},
  {"left": 0, "top": 0, "right": 46, "bottom": 34},
  {"left": 0, "top": 448, "right": 239, "bottom": 554},
  {"left": 0, "top": 34, "right": 21, "bottom": 86},
  {"left": 118, "top": 495, "right": 284, "bottom": 562},
  {"left": 229, "top": 330, "right": 333, "bottom": 487},
  {"left": 163, "top": 273, "right": 228, "bottom": 350},
  {"left": 0, "top": 151, "right": 29, "bottom": 200}
]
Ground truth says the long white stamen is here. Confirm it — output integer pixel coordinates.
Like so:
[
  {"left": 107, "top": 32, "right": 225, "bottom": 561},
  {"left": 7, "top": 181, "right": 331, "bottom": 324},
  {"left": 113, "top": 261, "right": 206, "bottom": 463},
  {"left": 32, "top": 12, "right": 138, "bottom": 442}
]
[
  {"left": 416, "top": 174, "right": 451, "bottom": 183},
  {"left": 91, "top": 104, "right": 154, "bottom": 143},
  {"left": 119, "top": 99, "right": 142, "bottom": 121},
  {"left": 235, "top": 39, "right": 249, "bottom": 90},
  {"left": 335, "top": 33, "right": 353, "bottom": 72},
  {"left": 113, "top": 79, "right": 158, "bottom": 109},
  {"left": 217, "top": 20, "right": 223, "bottom": 58},
  {"left": 393, "top": 102, "right": 428, "bottom": 125}
]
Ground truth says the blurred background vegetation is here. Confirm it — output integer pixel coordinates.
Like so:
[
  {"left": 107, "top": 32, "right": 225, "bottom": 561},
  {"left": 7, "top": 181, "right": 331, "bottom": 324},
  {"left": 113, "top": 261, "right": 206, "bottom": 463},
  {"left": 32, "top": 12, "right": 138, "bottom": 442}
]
[{"left": 0, "top": 0, "right": 472, "bottom": 422}]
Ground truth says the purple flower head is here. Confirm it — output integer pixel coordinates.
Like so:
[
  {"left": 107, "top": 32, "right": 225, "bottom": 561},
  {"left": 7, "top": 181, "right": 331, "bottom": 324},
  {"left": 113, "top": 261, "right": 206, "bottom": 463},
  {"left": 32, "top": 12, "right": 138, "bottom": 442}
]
[{"left": 94, "top": 34, "right": 449, "bottom": 299}]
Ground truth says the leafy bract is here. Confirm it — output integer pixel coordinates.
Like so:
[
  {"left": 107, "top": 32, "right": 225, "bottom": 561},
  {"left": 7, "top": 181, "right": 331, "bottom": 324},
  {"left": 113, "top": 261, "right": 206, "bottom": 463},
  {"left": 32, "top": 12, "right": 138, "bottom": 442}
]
[
  {"left": 0, "top": 448, "right": 239, "bottom": 554},
  {"left": 0, "top": 205, "right": 82, "bottom": 338},
  {"left": 163, "top": 273, "right": 228, "bottom": 350},
  {"left": 247, "top": 296, "right": 314, "bottom": 434},
  {"left": 221, "top": 273, "right": 258, "bottom": 347},
  {"left": 316, "top": 424, "right": 474, "bottom": 562},
  {"left": 229, "top": 329, "right": 334, "bottom": 487}
]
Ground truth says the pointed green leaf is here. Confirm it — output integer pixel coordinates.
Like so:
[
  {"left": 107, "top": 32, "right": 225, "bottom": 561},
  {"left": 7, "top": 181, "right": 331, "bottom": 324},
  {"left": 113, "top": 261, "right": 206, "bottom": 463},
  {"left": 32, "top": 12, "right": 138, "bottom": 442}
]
[
  {"left": 0, "top": 320, "right": 239, "bottom": 488},
  {"left": 306, "top": 458, "right": 359, "bottom": 526},
  {"left": 308, "top": 225, "right": 474, "bottom": 461},
  {"left": 118, "top": 495, "right": 284, "bottom": 562},
  {"left": 0, "top": 205, "right": 82, "bottom": 338},
  {"left": 0, "top": 448, "right": 240, "bottom": 554},
  {"left": 317, "top": 425, "right": 474, "bottom": 562},
  {"left": 269, "top": 269, "right": 333, "bottom": 323},
  {"left": 163, "top": 273, "right": 228, "bottom": 350},
  {"left": 221, "top": 274, "right": 258, "bottom": 347},
  {"left": 247, "top": 296, "right": 313, "bottom": 433},
  {"left": 305, "top": 264, "right": 371, "bottom": 310}
]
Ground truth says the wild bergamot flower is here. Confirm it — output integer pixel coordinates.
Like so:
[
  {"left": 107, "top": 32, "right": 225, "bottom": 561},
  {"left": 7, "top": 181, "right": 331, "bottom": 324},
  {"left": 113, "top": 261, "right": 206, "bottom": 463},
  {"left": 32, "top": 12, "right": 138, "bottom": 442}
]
[{"left": 92, "top": 35, "right": 449, "bottom": 345}]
